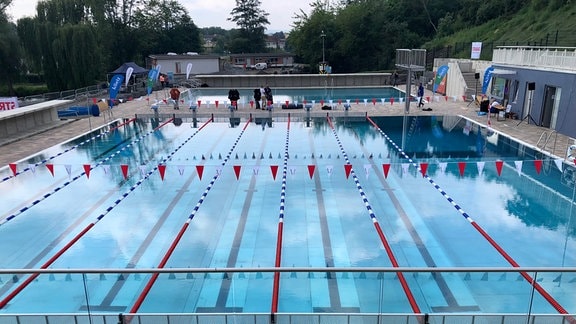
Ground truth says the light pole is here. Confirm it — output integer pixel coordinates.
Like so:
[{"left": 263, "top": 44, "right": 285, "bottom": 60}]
[
  {"left": 321, "top": 30, "right": 326, "bottom": 63},
  {"left": 320, "top": 30, "right": 326, "bottom": 73}
]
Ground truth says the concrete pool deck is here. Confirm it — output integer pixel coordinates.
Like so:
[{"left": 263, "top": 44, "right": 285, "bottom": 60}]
[{"left": 1, "top": 85, "right": 574, "bottom": 167}]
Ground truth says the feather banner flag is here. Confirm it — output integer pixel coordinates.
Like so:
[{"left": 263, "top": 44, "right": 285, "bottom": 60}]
[
  {"left": 433, "top": 65, "right": 449, "bottom": 94},
  {"left": 482, "top": 66, "right": 494, "bottom": 95},
  {"left": 156, "top": 64, "right": 162, "bottom": 77},
  {"left": 146, "top": 68, "right": 159, "bottom": 95},
  {"left": 125, "top": 67, "right": 134, "bottom": 87},
  {"left": 109, "top": 74, "right": 124, "bottom": 108},
  {"left": 186, "top": 63, "right": 193, "bottom": 80}
]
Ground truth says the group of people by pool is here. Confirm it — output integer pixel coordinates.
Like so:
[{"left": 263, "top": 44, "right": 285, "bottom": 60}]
[
  {"left": 253, "top": 85, "right": 273, "bottom": 110},
  {"left": 227, "top": 85, "right": 274, "bottom": 110}
]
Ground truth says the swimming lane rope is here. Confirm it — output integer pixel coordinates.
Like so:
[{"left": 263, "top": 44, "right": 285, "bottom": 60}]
[
  {"left": 0, "top": 117, "right": 213, "bottom": 309},
  {"left": 1, "top": 118, "right": 136, "bottom": 183},
  {"left": 129, "top": 117, "right": 251, "bottom": 313},
  {"left": 366, "top": 116, "right": 573, "bottom": 319},
  {"left": 271, "top": 114, "right": 290, "bottom": 313},
  {"left": 0, "top": 118, "right": 172, "bottom": 227},
  {"left": 326, "top": 116, "right": 421, "bottom": 314}
]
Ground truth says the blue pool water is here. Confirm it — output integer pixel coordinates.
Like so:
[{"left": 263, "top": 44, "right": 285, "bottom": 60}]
[{"left": 0, "top": 114, "right": 575, "bottom": 315}]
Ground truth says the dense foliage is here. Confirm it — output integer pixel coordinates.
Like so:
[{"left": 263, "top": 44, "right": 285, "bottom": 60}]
[
  {"left": 3, "top": 0, "right": 203, "bottom": 93},
  {"left": 286, "top": 0, "right": 541, "bottom": 73},
  {"left": 0, "top": 12, "right": 22, "bottom": 96}
]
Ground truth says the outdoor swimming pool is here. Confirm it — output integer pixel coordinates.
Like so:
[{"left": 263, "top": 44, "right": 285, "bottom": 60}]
[
  {"left": 0, "top": 113, "right": 575, "bottom": 320},
  {"left": 179, "top": 87, "right": 407, "bottom": 108}
]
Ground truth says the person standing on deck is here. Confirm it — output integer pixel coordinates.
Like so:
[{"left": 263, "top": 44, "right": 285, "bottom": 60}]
[
  {"left": 253, "top": 88, "right": 262, "bottom": 109},
  {"left": 169, "top": 86, "right": 181, "bottom": 110},
  {"left": 417, "top": 83, "right": 425, "bottom": 108},
  {"left": 260, "top": 85, "right": 266, "bottom": 109}
]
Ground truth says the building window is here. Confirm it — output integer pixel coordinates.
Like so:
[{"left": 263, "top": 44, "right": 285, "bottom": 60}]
[
  {"left": 175, "top": 62, "right": 182, "bottom": 74},
  {"left": 491, "top": 77, "right": 507, "bottom": 99}
]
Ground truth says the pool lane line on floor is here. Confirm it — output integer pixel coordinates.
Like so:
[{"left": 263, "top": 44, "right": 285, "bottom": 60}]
[
  {"left": 1, "top": 118, "right": 136, "bottom": 183},
  {"left": 0, "top": 117, "right": 213, "bottom": 310},
  {"left": 206, "top": 122, "right": 278, "bottom": 312},
  {"left": 271, "top": 115, "right": 290, "bottom": 314},
  {"left": 306, "top": 126, "right": 359, "bottom": 312},
  {"left": 326, "top": 116, "right": 422, "bottom": 314},
  {"left": 129, "top": 117, "right": 251, "bottom": 314},
  {"left": 89, "top": 121, "right": 227, "bottom": 312},
  {"left": 351, "top": 124, "right": 480, "bottom": 312},
  {"left": 0, "top": 188, "right": 119, "bottom": 300},
  {"left": 366, "top": 116, "right": 574, "bottom": 319},
  {"left": 0, "top": 118, "right": 172, "bottom": 227}
]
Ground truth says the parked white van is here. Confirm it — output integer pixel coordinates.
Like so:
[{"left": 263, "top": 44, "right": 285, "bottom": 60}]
[{"left": 254, "top": 62, "right": 268, "bottom": 70}]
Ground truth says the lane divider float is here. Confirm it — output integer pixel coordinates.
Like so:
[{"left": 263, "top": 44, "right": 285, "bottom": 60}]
[
  {"left": 129, "top": 116, "right": 251, "bottom": 313},
  {"left": 0, "top": 117, "right": 213, "bottom": 309},
  {"left": 366, "top": 116, "right": 573, "bottom": 319},
  {"left": 0, "top": 118, "right": 172, "bottom": 226},
  {"left": 2, "top": 118, "right": 136, "bottom": 183},
  {"left": 327, "top": 116, "right": 421, "bottom": 314}
]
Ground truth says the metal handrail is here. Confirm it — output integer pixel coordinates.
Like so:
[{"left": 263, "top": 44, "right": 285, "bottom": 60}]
[
  {"left": 542, "top": 130, "right": 558, "bottom": 154},
  {"left": 1, "top": 266, "right": 575, "bottom": 275},
  {"left": 536, "top": 131, "right": 549, "bottom": 149}
]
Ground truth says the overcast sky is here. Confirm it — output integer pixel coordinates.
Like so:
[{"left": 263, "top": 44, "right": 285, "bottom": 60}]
[{"left": 6, "top": 0, "right": 314, "bottom": 32}]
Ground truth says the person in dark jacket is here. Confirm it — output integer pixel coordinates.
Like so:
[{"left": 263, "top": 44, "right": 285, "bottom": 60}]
[
  {"left": 253, "top": 88, "right": 261, "bottom": 109},
  {"left": 228, "top": 89, "right": 240, "bottom": 110},
  {"left": 264, "top": 85, "right": 273, "bottom": 109},
  {"left": 417, "top": 83, "right": 424, "bottom": 108}
]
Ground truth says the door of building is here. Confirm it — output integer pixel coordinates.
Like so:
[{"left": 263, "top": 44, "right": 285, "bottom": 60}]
[{"left": 540, "top": 85, "right": 561, "bottom": 128}]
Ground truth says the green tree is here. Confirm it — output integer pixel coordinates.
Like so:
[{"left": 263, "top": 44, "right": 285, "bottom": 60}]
[
  {"left": 201, "top": 27, "right": 231, "bottom": 54},
  {"left": 0, "top": 12, "right": 23, "bottom": 96},
  {"left": 16, "top": 18, "right": 43, "bottom": 73},
  {"left": 133, "top": 0, "right": 201, "bottom": 55},
  {"left": 0, "top": 0, "right": 12, "bottom": 13},
  {"left": 228, "top": 0, "right": 269, "bottom": 53},
  {"left": 16, "top": 0, "right": 103, "bottom": 90},
  {"left": 288, "top": 0, "right": 424, "bottom": 73},
  {"left": 287, "top": 1, "right": 335, "bottom": 72},
  {"left": 95, "top": 0, "right": 142, "bottom": 70}
]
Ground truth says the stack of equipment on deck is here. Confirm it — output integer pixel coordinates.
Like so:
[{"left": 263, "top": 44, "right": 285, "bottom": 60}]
[{"left": 57, "top": 102, "right": 109, "bottom": 119}]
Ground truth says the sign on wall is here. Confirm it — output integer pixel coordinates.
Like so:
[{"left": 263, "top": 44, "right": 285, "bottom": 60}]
[
  {"left": 471, "top": 42, "right": 482, "bottom": 59},
  {"left": 0, "top": 97, "right": 19, "bottom": 111}
]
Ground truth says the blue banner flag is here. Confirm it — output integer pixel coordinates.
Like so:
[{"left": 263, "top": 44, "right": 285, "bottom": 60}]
[
  {"left": 432, "top": 65, "right": 449, "bottom": 94},
  {"left": 146, "top": 68, "right": 159, "bottom": 95},
  {"left": 481, "top": 66, "right": 494, "bottom": 95},
  {"left": 109, "top": 74, "right": 124, "bottom": 107}
]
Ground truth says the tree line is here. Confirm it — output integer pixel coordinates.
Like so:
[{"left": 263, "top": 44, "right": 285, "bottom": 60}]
[
  {"left": 286, "top": 0, "right": 573, "bottom": 73},
  {"left": 1, "top": 0, "right": 573, "bottom": 96}
]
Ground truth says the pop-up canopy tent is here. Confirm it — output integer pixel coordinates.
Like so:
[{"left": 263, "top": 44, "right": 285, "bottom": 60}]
[
  {"left": 110, "top": 62, "right": 148, "bottom": 75},
  {"left": 108, "top": 62, "right": 149, "bottom": 96}
]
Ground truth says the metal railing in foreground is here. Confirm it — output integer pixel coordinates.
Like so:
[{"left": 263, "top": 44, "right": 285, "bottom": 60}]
[
  {"left": 0, "top": 267, "right": 575, "bottom": 324},
  {"left": 18, "top": 85, "right": 108, "bottom": 107},
  {"left": 1, "top": 313, "right": 574, "bottom": 324}
]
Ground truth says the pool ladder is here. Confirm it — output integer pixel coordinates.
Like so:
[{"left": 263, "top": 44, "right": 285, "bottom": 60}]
[
  {"left": 536, "top": 130, "right": 558, "bottom": 156},
  {"left": 534, "top": 130, "right": 558, "bottom": 175}
]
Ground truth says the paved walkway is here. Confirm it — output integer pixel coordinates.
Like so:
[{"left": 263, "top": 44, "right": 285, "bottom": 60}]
[{"left": 1, "top": 86, "right": 574, "bottom": 167}]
